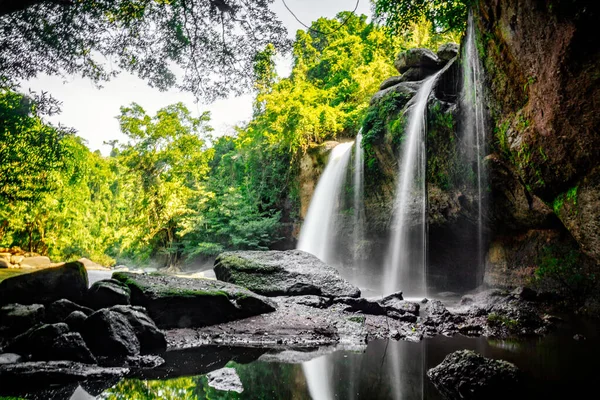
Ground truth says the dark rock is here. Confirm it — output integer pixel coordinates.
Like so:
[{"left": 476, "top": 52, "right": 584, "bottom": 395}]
[
  {"left": 280, "top": 295, "right": 333, "bottom": 309},
  {"left": 386, "top": 311, "right": 418, "bottom": 323},
  {"left": 460, "top": 295, "right": 474, "bottom": 305},
  {"left": 427, "top": 350, "right": 521, "bottom": 400},
  {"left": 0, "top": 261, "right": 88, "bottom": 306},
  {"left": 369, "top": 81, "right": 419, "bottom": 106},
  {"left": 380, "top": 297, "right": 420, "bottom": 316},
  {"left": 381, "top": 291, "right": 404, "bottom": 302},
  {"left": 81, "top": 309, "right": 140, "bottom": 357},
  {"left": 43, "top": 332, "right": 96, "bottom": 364},
  {"left": 5, "top": 323, "right": 69, "bottom": 356},
  {"left": 206, "top": 367, "right": 244, "bottom": 393},
  {"left": 400, "top": 66, "right": 439, "bottom": 82},
  {"left": 87, "top": 279, "right": 131, "bottom": 310},
  {"left": 437, "top": 42, "right": 459, "bottom": 62},
  {"left": 379, "top": 75, "right": 404, "bottom": 90},
  {"left": 47, "top": 299, "right": 93, "bottom": 323},
  {"left": 394, "top": 48, "right": 441, "bottom": 74},
  {"left": 64, "top": 311, "right": 87, "bottom": 332},
  {"left": 109, "top": 305, "right": 166, "bottom": 354},
  {"left": 421, "top": 298, "right": 429, "bottom": 304},
  {"left": 0, "top": 361, "right": 128, "bottom": 388},
  {"left": 0, "top": 303, "right": 45, "bottom": 334},
  {"left": 214, "top": 250, "right": 360, "bottom": 298},
  {"left": 335, "top": 297, "right": 386, "bottom": 315},
  {"left": 112, "top": 272, "right": 276, "bottom": 329},
  {"left": 511, "top": 287, "right": 537, "bottom": 301}
]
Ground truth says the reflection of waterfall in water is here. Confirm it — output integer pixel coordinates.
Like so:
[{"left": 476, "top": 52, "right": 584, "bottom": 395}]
[
  {"left": 460, "top": 11, "right": 487, "bottom": 285},
  {"left": 387, "top": 340, "right": 425, "bottom": 400},
  {"left": 298, "top": 141, "right": 354, "bottom": 263},
  {"left": 303, "top": 355, "right": 334, "bottom": 400},
  {"left": 297, "top": 141, "right": 353, "bottom": 400},
  {"left": 352, "top": 130, "right": 365, "bottom": 283},
  {"left": 382, "top": 71, "right": 443, "bottom": 297}
]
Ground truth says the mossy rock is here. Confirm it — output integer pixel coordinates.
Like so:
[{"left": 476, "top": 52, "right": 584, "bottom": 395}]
[
  {"left": 112, "top": 272, "right": 276, "bottom": 329},
  {"left": 214, "top": 250, "right": 360, "bottom": 298}
]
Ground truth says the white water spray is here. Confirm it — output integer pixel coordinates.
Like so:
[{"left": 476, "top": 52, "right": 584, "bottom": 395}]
[
  {"left": 298, "top": 141, "right": 354, "bottom": 263},
  {"left": 461, "top": 11, "right": 487, "bottom": 284},
  {"left": 352, "top": 130, "right": 365, "bottom": 275},
  {"left": 382, "top": 71, "right": 443, "bottom": 297}
]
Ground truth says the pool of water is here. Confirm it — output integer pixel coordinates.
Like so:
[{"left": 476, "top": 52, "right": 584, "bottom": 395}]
[{"left": 90, "top": 317, "right": 598, "bottom": 400}]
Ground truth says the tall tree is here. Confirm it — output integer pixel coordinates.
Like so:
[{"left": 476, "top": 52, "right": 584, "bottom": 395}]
[{"left": 0, "top": 0, "right": 289, "bottom": 101}]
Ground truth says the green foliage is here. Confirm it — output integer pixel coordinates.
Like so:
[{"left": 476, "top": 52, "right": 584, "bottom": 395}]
[
  {"left": 535, "top": 244, "right": 597, "bottom": 304},
  {"left": 373, "top": 0, "right": 470, "bottom": 36},
  {"left": 553, "top": 186, "right": 578, "bottom": 215},
  {"left": 0, "top": 89, "right": 73, "bottom": 202},
  {"left": 426, "top": 101, "right": 472, "bottom": 190},
  {"left": 253, "top": 13, "right": 399, "bottom": 154},
  {"left": 486, "top": 312, "right": 519, "bottom": 331}
]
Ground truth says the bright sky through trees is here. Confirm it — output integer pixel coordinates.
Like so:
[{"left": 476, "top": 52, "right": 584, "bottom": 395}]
[{"left": 23, "top": 0, "right": 372, "bottom": 155}]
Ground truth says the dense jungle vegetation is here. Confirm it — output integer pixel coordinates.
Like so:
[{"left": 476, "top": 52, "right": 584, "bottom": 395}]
[{"left": 0, "top": 2, "right": 462, "bottom": 269}]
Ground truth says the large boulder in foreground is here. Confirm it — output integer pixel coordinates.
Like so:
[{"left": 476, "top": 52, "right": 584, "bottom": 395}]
[
  {"left": 0, "top": 261, "right": 88, "bottom": 306},
  {"left": 427, "top": 350, "right": 521, "bottom": 400},
  {"left": 112, "top": 272, "right": 276, "bottom": 329},
  {"left": 394, "top": 48, "right": 441, "bottom": 74},
  {"left": 214, "top": 250, "right": 361, "bottom": 298}
]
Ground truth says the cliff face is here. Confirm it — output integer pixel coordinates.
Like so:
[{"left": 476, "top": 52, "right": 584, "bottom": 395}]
[{"left": 477, "top": 0, "right": 600, "bottom": 294}]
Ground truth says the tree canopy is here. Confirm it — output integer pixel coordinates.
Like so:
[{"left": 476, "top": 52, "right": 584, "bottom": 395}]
[
  {"left": 372, "top": 0, "right": 469, "bottom": 34},
  {"left": 0, "top": 0, "right": 289, "bottom": 101}
]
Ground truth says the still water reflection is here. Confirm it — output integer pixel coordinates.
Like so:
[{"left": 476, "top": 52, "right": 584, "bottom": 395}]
[{"left": 96, "top": 322, "right": 598, "bottom": 400}]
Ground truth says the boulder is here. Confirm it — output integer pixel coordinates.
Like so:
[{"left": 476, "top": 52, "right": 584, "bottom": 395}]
[
  {"left": 112, "top": 272, "right": 276, "bottom": 329},
  {"left": 64, "top": 311, "right": 87, "bottom": 333},
  {"left": 42, "top": 332, "right": 97, "bottom": 364},
  {"left": 380, "top": 297, "right": 420, "bottom": 316},
  {"left": 109, "top": 305, "right": 166, "bottom": 354},
  {"left": 379, "top": 75, "right": 404, "bottom": 90},
  {"left": 47, "top": 299, "right": 93, "bottom": 323},
  {"left": 427, "top": 350, "right": 521, "bottom": 400},
  {"left": 87, "top": 279, "right": 131, "bottom": 310},
  {"left": 394, "top": 48, "right": 441, "bottom": 74},
  {"left": 5, "top": 323, "right": 69, "bottom": 356},
  {"left": 0, "top": 259, "right": 10, "bottom": 269},
  {"left": 334, "top": 297, "right": 386, "bottom": 315},
  {"left": 80, "top": 309, "right": 140, "bottom": 357},
  {"left": 19, "top": 256, "right": 52, "bottom": 268},
  {"left": 400, "top": 66, "right": 439, "bottom": 82},
  {"left": 0, "top": 304, "right": 45, "bottom": 334},
  {"left": 0, "top": 261, "right": 88, "bottom": 306},
  {"left": 0, "top": 353, "right": 22, "bottom": 364},
  {"left": 206, "top": 367, "right": 244, "bottom": 393},
  {"left": 369, "top": 80, "right": 419, "bottom": 106},
  {"left": 214, "top": 250, "right": 360, "bottom": 298},
  {"left": 437, "top": 42, "right": 459, "bottom": 62},
  {"left": 10, "top": 255, "right": 24, "bottom": 265}
]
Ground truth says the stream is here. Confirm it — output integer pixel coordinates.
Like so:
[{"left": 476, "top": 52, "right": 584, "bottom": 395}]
[{"left": 91, "top": 319, "right": 598, "bottom": 400}]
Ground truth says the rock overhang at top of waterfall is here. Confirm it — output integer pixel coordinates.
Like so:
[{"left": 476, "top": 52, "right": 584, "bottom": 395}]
[{"left": 214, "top": 250, "right": 361, "bottom": 298}]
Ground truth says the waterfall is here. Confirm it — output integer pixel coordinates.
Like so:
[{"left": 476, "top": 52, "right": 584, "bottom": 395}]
[
  {"left": 352, "top": 130, "right": 365, "bottom": 279},
  {"left": 298, "top": 141, "right": 354, "bottom": 400},
  {"left": 298, "top": 141, "right": 354, "bottom": 263},
  {"left": 382, "top": 71, "right": 443, "bottom": 297},
  {"left": 460, "top": 11, "right": 487, "bottom": 285}
]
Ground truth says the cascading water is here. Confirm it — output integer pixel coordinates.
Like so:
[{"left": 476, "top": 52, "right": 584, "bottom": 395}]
[
  {"left": 382, "top": 71, "right": 443, "bottom": 297},
  {"left": 298, "top": 141, "right": 353, "bottom": 400},
  {"left": 352, "top": 130, "right": 365, "bottom": 280},
  {"left": 298, "top": 141, "right": 354, "bottom": 263},
  {"left": 460, "top": 10, "right": 487, "bottom": 285}
]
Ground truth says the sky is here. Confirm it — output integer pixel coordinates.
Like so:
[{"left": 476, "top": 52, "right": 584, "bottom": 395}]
[{"left": 23, "top": 0, "right": 372, "bottom": 155}]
